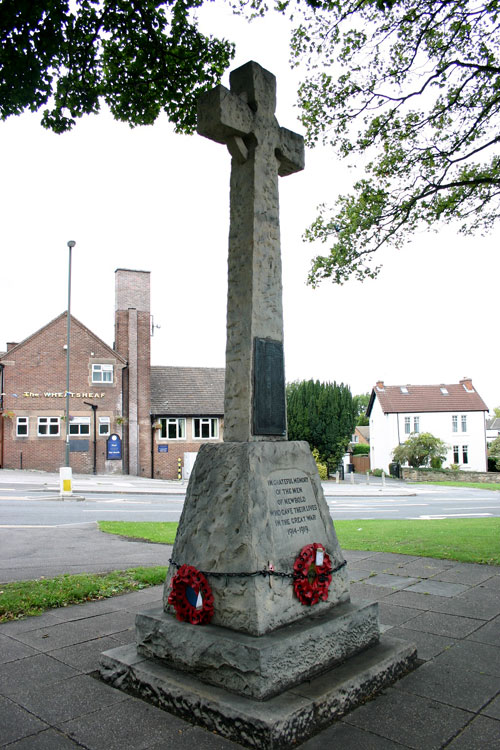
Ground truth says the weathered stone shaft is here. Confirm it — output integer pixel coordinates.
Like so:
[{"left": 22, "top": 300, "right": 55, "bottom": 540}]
[{"left": 197, "top": 60, "right": 304, "bottom": 442}]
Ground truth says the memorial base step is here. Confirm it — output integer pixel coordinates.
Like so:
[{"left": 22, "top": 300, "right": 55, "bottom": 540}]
[
  {"left": 100, "top": 636, "right": 417, "bottom": 750},
  {"left": 135, "top": 600, "right": 380, "bottom": 700}
]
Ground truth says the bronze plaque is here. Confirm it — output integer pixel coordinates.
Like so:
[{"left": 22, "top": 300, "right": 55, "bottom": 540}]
[{"left": 253, "top": 338, "right": 286, "bottom": 436}]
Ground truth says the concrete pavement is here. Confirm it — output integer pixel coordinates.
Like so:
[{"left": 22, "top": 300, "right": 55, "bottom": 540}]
[
  {"left": 1, "top": 550, "right": 500, "bottom": 748},
  {"left": 1, "top": 469, "right": 499, "bottom": 748},
  {"left": 0, "top": 467, "right": 415, "bottom": 497}
]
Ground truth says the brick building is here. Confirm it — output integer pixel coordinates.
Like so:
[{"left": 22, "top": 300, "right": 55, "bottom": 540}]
[{"left": 0, "top": 269, "right": 224, "bottom": 478}]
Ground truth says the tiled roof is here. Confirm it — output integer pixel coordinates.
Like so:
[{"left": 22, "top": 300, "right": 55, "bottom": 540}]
[
  {"left": 356, "top": 426, "right": 370, "bottom": 441},
  {"left": 487, "top": 417, "right": 500, "bottom": 431},
  {"left": 151, "top": 366, "right": 225, "bottom": 415},
  {"left": 368, "top": 381, "right": 488, "bottom": 415}
]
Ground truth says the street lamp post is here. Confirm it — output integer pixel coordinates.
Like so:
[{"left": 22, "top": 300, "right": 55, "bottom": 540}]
[{"left": 65, "top": 241, "right": 76, "bottom": 467}]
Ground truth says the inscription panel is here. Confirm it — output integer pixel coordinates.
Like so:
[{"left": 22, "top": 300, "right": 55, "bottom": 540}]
[
  {"left": 253, "top": 338, "right": 286, "bottom": 436},
  {"left": 267, "top": 468, "right": 325, "bottom": 543}
]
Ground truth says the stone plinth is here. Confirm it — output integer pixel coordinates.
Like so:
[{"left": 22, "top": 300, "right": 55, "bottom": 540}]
[
  {"left": 101, "top": 636, "right": 417, "bottom": 749},
  {"left": 136, "top": 600, "right": 379, "bottom": 700},
  {"left": 163, "top": 440, "right": 349, "bottom": 636}
]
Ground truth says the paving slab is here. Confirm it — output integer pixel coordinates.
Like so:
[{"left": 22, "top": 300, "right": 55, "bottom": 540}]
[
  {"left": 446, "top": 715, "right": 500, "bottom": 749},
  {"left": 377, "top": 602, "right": 422, "bottom": 627},
  {"left": 0, "top": 654, "right": 79, "bottom": 698},
  {"left": 361, "top": 573, "right": 418, "bottom": 590},
  {"left": 0, "top": 695, "right": 49, "bottom": 746},
  {"left": 0, "top": 633, "right": 39, "bottom": 664},
  {"left": 9, "top": 674, "right": 128, "bottom": 725},
  {"left": 482, "top": 694, "right": 500, "bottom": 720},
  {"left": 1, "top": 552, "right": 499, "bottom": 750},
  {"left": 434, "top": 640, "right": 500, "bottom": 677},
  {"left": 401, "top": 610, "right": 483, "bottom": 639},
  {"left": 397, "top": 559, "right": 458, "bottom": 579},
  {"left": 466, "top": 614, "right": 500, "bottom": 646},
  {"left": 384, "top": 625, "right": 456, "bottom": 662},
  {"left": 394, "top": 660, "right": 500, "bottom": 711},
  {"left": 2, "top": 727, "right": 83, "bottom": 749},
  {"left": 59, "top": 696, "right": 198, "bottom": 750},
  {"left": 432, "top": 563, "right": 498, "bottom": 586},
  {"left": 406, "top": 580, "right": 470, "bottom": 597},
  {"left": 9, "top": 610, "right": 135, "bottom": 652},
  {"left": 299, "top": 721, "right": 403, "bottom": 749},
  {"left": 343, "top": 687, "right": 473, "bottom": 749}
]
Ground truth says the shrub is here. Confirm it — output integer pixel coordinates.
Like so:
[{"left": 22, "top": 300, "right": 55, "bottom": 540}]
[
  {"left": 352, "top": 443, "right": 370, "bottom": 455},
  {"left": 371, "top": 468, "right": 384, "bottom": 477},
  {"left": 312, "top": 448, "right": 328, "bottom": 480}
]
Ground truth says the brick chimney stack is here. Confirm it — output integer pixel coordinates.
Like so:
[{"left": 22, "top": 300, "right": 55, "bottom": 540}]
[
  {"left": 114, "top": 269, "right": 151, "bottom": 476},
  {"left": 460, "top": 377, "right": 474, "bottom": 392},
  {"left": 375, "top": 380, "right": 385, "bottom": 391}
]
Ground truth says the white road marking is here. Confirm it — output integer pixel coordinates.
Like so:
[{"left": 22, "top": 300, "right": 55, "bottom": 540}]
[{"left": 413, "top": 513, "right": 493, "bottom": 520}]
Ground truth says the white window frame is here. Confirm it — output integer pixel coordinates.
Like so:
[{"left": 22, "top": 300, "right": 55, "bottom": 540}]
[
  {"left": 452, "top": 415, "right": 458, "bottom": 432},
  {"left": 37, "top": 416, "right": 60, "bottom": 436},
  {"left": 16, "top": 417, "right": 29, "bottom": 437},
  {"left": 91, "top": 363, "right": 113, "bottom": 384},
  {"left": 99, "top": 416, "right": 111, "bottom": 436},
  {"left": 453, "top": 445, "right": 460, "bottom": 464},
  {"left": 69, "top": 417, "right": 91, "bottom": 436},
  {"left": 413, "top": 416, "right": 420, "bottom": 433},
  {"left": 193, "top": 417, "right": 219, "bottom": 440},
  {"left": 159, "top": 418, "right": 186, "bottom": 440},
  {"left": 461, "top": 415, "right": 467, "bottom": 432},
  {"left": 404, "top": 417, "right": 411, "bottom": 434},
  {"left": 462, "top": 445, "right": 469, "bottom": 464}
]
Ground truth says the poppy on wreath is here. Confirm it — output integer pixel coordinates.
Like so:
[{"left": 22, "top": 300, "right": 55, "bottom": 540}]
[
  {"left": 167, "top": 564, "right": 214, "bottom": 625},
  {"left": 293, "top": 543, "right": 332, "bottom": 606}
]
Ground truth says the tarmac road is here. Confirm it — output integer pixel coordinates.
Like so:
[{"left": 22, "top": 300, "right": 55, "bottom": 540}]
[{"left": 1, "top": 523, "right": 172, "bottom": 583}]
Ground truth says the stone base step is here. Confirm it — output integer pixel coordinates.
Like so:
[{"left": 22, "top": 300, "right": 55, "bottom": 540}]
[
  {"left": 135, "top": 600, "right": 379, "bottom": 700},
  {"left": 100, "top": 636, "right": 417, "bottom": 750}
]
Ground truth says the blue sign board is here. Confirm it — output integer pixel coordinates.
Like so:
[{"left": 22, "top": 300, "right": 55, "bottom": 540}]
[
  {"left": 158, "top": 445, "right": 169, "bottom": 453},
  {"left": 106, "top": 433, "right": 122, "bottom": 460}
]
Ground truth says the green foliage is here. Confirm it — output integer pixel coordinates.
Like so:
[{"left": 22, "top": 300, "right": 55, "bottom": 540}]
[
  {"left": 287, "top": 379, "right": 355, "bottom": 468},
  {"left": 392, "top": 432, "right": 449, "bottom": 468},
  {"left": 281, "top": 0, "right": 500, "bottom": 285},
  {"left": 335, "top": 518, "right": 500, "bottom": 565},
  {"left": 488, "top": 436, "right": 500, "bottom": 470},
  {"left": 352, "top": 393, "right": 370, "bottom": 425},
  {"left": 0, "top": 567, "right": 167, "bottom": 622},
  {"left": 430, "top": 456, "right": 444, "bottom": 470},
  {"left": 352, "top": 443, "right": 370, "bottom": 455},
  {"left": 98, "top": 521, "right": 178, "bottom": 544},
  {"left": 370, "top": 468, "right": 384, "bottom": 476},
  {"left": 494, "top": 407, "right": 500, "bottom": 418},
  {"left": 0, "top": 0, "right": 234, "bottom": 133},
  {"left": 312, "top": 447, "right": 328, "bottom": 479}
]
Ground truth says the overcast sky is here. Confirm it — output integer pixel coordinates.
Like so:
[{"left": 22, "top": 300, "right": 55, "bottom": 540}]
[{"left": 1, "top": 5, "right": 498, "bottom": 413}]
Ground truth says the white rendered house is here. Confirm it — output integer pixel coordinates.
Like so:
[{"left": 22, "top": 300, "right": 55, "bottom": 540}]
[{"left": 367, "top": 378, "right": 489, "bottom": 472}]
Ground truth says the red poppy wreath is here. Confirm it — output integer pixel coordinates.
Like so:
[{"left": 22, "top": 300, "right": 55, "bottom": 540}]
[
  {"left": 293, "top": 543, "right": 332, "bottom": 606},
  {"left": 167, "top": 564, "right": 214, "bottom": 625}
]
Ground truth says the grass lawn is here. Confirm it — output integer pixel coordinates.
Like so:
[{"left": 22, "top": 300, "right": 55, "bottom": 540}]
[
  {"left": 98, "top": 518, "right": 500, "bottom": 566},
  {"left": 0, "top": 566, "right": 167, "bottom": 623},
  {"left": 413, "top": 481, "right": 500, "bottom": 491},
  {"left": 4, "top": 517, "right": 498, "bottom": 623},
  {"left": 98, "top": 520, "right": 178, "bottom": 544}
]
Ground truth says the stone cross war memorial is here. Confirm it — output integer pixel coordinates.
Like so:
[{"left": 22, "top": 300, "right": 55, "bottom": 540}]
[{"left": 100, "top": 61, "right": 417, "bottom": 749}]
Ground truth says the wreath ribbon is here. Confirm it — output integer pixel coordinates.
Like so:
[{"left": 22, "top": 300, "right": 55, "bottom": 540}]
[
  {"left": 293, "top": 543, "right": 332, "bottom": 606},
  {"left": 167, "top": 564, "right": 214, "bottom": 625}
]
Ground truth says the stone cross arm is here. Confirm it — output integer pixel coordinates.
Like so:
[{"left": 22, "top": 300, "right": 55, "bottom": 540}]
[{"left": 197, "top": 61, "right": 304, "bottom": 176}]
